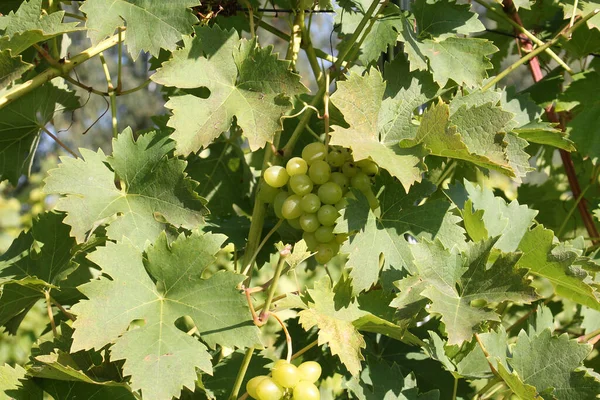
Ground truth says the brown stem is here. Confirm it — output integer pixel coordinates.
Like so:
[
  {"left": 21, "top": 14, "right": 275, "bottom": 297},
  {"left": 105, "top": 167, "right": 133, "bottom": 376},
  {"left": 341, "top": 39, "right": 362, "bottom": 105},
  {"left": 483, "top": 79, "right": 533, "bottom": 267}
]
[{"left": 501, "top": 0, "right": 600, "bottom": 244}]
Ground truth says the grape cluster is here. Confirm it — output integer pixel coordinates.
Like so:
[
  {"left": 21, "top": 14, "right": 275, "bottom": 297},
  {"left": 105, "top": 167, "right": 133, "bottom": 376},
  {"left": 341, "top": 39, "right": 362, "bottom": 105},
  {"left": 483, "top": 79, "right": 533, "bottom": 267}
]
[
  {"left": 246, "top": 360, "right": 322, "bottom": 400},
  {"left": 260, "top": 143, "right": 378, "bottom": 264}
]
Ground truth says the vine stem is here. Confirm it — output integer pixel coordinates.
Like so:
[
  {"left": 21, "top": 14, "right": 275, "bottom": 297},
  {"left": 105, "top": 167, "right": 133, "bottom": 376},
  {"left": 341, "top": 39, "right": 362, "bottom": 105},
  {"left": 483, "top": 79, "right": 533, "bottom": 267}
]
[
  {"left": 99, "top": 52, "right": 118, "bottom": 138},
  {"left": 0, "top": 31, "right": 126, "bottom": 110},
  {"left": 49, "top": 296, "right": 76, "bottom": 321},
  {"left": 63, "top": 76, "right": 151, "bottom": 97},
  {"left": 474, "top": 333, "right": 499, "bottom": 376},
  {"left": 557, "top": 183, "right": 592, "bottom": 237},
  {"left": 228, "top": 345, "right": 255, "bottom": 400},
  {"left": 40, "top": 126, "right": 78, "bottom": 158},
  {"left": 44, "top": 290, "right": 57, "bottom": 337},
  {"left": 117, "top": 28, "right": 123, "bottom": 92},
  {"left": 580, "top": 328, "right": 600, "bottom": 344},
  {"left": 290, "top": 339, "right": 318, "bottom": 361},
  {"left": 499, "top": 1, "right": 600, "bottom": 245},
  {"left": 335, "top": 0, "right": 380, "bottom": 69},
  {"left": 258, "top": 246, "right": 291, "bottom": 322},
  {"left": 271, "top": 313, "right": 293, "bottom": 362},
  {"left": 241, "top": 219, "right": 283, "bottom": 276}
]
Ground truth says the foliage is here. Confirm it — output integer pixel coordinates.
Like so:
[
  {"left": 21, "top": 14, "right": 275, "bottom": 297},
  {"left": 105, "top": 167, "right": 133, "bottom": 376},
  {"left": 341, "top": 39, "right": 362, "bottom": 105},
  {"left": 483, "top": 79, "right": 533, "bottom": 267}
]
[{"left": 1, "top": 0, "right": 600, "bottom": 399}]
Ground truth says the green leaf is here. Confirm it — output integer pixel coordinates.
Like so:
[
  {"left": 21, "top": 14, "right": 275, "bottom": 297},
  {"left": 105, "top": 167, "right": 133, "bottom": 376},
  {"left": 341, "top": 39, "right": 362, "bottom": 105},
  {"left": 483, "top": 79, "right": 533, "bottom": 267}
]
[
  {"left": 412, "top": 0, "right": 485, "bottom": 39},
  {"left": 561, "top": 25, "right": 600, "bottom": 59},
  {"left": 335, "top": 173, "right": 464, "bottom": 294},
  {"left": 0, "top": 49, "right": 32, "bottom": 89},
  {"left": 38, "top": 380, "right": 136, "bottom": 400},
  {"left": 80, "top": 0, "right": 199, "bottom": 58},
  {"left": 560, "top": 1, "right": 600, "bottom": 31},
  {"left": 70, "top": 232, "right": 260, "bottom": 400},
  {"left": 0, "top": 79, "right": 79, "bottom": 185},
  {"left": 497, "top": 363, "right": 540, "bottom": 400},
  {"left": 517, "top": 225, "right": 600, "bottom": 310},
  {"left": 152, "top": 25, "right": 307, "bottom": 154},
  {"left": 44, "top": 129, "right": 208, "bottom": 249},
  {"left": 329, "top": 70, "right": 426, "bottom": 190},
  {"left": 0, "top": 364, "right": 42, "bottom": 400}
]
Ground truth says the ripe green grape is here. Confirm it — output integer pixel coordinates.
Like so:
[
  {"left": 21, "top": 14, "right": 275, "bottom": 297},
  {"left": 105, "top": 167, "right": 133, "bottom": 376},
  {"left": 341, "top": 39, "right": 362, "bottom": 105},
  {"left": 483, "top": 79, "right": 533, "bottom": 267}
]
[
  {"left": 258, "top": 182, "right": 280, "bottom": 203},
  {"left": 318, "top": 182, "right": 343, "bottom": 204},
  {"left": 264, "top": 166, "right": 289, "bottom": 188},
  {"left": 302, "top": 142, "right": 327, "bottom": 165},
  {"left": 255, "top": 378, "right": 284, "bottom": 400},
  {"left": 356, "top": 159, "right": 379, "bottom": 176},
  {"left": 351, "top": 172, "right": 371, "bottom": 192},
  {"left": 272, "top": 361, "right": 300, "bottom": 388},
  {"left": 317, "top": 205, "right": 339, "bottom": 227},
  {"left": 299, "top": 213, "right": 320, "bottom": 232},
  {"left": 327, "top": 239, "right": 340, "bottom": 255},
  {"left": 308, "top": 160, "right": 331, "bottom": 185},
  {"left": 326, "top": 150, "right": 345, "bottom": 167},
  {"left": 334, "top": 197, "right": 348, "bottom": 211},
  {"left": 282, "top": 195, "right": 303, "bottom": 220},
  {"left": 329, "top": 172, "right": 349, "bottom": 193},
  {"left": 293, "top": 381, "right": 321, "bottom": 400},
  {"left": 288, "top": 217, "right": 301, "bottom": 230},
  {"left": 273, "top": 191, "right": 289, "bottom": 219},
  {"left": 286, "top": 157, "right": 308, "bottom": 176},
  {"left": 301, "top": 193, "right": 321, "bottom": 213},
  {"left": 297, "top": 361, "right": 322, "bottom": 383},
  {"left": 246, "top": 375, "right": 268, "bottom": 399},
  {"left": 290, "top": 174, "right": 314, "bottom": 196},
  {"left": 315, "top": 225, "right": 335, "bottom": 243},
  {"left": 302, "top": 231, "right": 318, "bottom": 251},
  {"left": 314, "top": 243, "right": 334, "bottom": 264},
  {"left": 340, "top": 147, "right": 353, "bottom": 161},
  {"left": 342, "top": 161, "right": 358, "bottom": 178}
]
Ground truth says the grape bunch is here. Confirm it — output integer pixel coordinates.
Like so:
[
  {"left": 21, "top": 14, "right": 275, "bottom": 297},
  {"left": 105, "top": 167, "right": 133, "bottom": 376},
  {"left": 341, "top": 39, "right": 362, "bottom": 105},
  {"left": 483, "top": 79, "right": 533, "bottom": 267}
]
[
  {"left": 246, "top": 360, "right": 322, "bottom": 400},
  {"left": 260, "top": 142, "right": 379, "bottom": 264}
]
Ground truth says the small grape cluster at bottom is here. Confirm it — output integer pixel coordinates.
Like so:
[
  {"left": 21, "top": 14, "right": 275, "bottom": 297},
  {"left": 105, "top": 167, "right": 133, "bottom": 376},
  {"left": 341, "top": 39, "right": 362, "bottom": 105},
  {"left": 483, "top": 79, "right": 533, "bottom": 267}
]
[
  {"left": 259, "top": 142, "right": 379, "bottom": 264},
  {"left": 246, "top": 360, "right": 322, "bottom": 400}
]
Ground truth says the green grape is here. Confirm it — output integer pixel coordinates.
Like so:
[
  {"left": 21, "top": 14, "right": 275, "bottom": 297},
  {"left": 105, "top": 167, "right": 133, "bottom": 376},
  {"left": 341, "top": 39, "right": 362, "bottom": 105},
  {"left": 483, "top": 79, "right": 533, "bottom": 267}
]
[
  {"left": 317, "top": 205, "right": 339, "bottom": 227},
  {"left": 297, "top": 361, "right": 322, "bottom": 383},
  {"left": 340, "top": 147, "right": 353, "bottom": 161},
  {"left": 247, "top": 375, "right": 268, "bottom": 399},
  {"left": 301, "top": 193, "right": 321, "bottom": 213},
  {"left": 258, "top": 182, "right": 280, "bottom": 203},
  {"left": 329, "top": 172, "right": 349, "bottom": 192},
  {"left": 302, "top": 142, "right": 327, "bottom": 165},
  {"left": 293, "top": 381, "right": 320, "bottom": 400},
  {"left": 282, "top": 195, "right": 303, "bottom": 220},
  {"left": 299, "top": 213, "right": 320, "bottom": 233},
  {"left": 286, "top": 157, "right": 308, "bottom": 176},
  {"left": 328, "top": 239, "right": 340, "bottom": 255},
  {"left": 255, "top": 377, "right": 284, "bottom": 400},
  {"left": 342, "top": 162, "right": 358, "bottom": 178},
  {"left": 314, "top": 243, "right": 334, "bottom": 264},
  {"left": 290, "top": 174, "right": 314, "bottom": 196},
  {"left": 302, "top": 231, "right": 319, "bottom": 251},
  {"left": 317, "top": 182, "right": 343, "bottom": 204},
  {"left": 273, "top": 191, "right": 289, "bottom": 219},
  {"left": 288, "top": 217, "right": 301, "bottom": 230},
  {"left": 356, "top": 159, "right": 379, "bottom": 176},
  {"left": 315, "top": 225, "right": 335, "bottom": 243},
  {"left": 308, "top": 160, "right": 331, "bottom": 185},
  {"left": 272, "top": 361, "right": 301, "bottom": 388},
  {"left": 334, "top": 197, "right": 348, "bottom": 211},
  {"left": 351, "top": 172, "right": 371, "bottom": 192},
  {"left": 326, "top": 150, "right": 345, "bottom": 167},
  {"left": 264, "top": 166, "right": 289, "bottom": 188}
]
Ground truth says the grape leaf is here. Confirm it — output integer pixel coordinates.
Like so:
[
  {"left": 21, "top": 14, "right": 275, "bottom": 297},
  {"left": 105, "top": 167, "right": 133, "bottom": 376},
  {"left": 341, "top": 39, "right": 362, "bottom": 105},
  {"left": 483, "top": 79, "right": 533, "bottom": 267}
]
[
  {"left": 561, "top": 25, "right": 600, "bottom": 59},
  {"left": 0, "top": 364, "right": 42, "bottom": 400},
  {"left": 560, "top": 1, "right": 600, "bottom": 31},
  {"left": 0, "top": 79, "right": 79, "bottom": 185},
  {"left": 70, "top": 232, "right": 261, "bottom": 400},
  {"left": 80, "top": 0, "right": 199, "bottom": 58},
  {"left": 0, "top": 49, "right": 32, "bottom": 89},
  {"left": 329, "top": 70, "right": 426, "bottom": 190},
  {"left": 509, "top": 329, "right": 600, "bottom": 398},
  {"left": 412, "top": 0, "right": 485, "bottom": 39},
  {"left": 335, "top": 173, "right": 464, "bottom": 294},
  {"left": 516, "top": 225, "right": 600, "bottom": 310},
  {"left": 38, "top": 380, "right": 135, "bottom": 400},
  {"left": 0, "top": 0, "right": 81, "bottom": 55},
  {"left": 152, "top": 25, "right": 307, "bottom": 154},
  {"left": 497, "top": 363, "right": 540, "bottom": 400},
  {"left": 44, "top": 128, "right": 208, "bottom": 249}
]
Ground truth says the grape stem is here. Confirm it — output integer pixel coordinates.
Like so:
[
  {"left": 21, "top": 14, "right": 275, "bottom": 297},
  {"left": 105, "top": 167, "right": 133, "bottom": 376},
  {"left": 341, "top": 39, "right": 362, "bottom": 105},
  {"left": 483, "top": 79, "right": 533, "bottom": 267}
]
[
  {"left": 228, "top": 345, "right": 255, "bottom": 400},
  {"left": 259, "top": 246, "right": 291, "bottom": 323},
  {"left": 44, "top": 290, "right": 58, "bottom": 337},
  {"left": 241, "top": 219, "right": 284, "bottom": 277},
  {"left": 271, "top": 313, "right": 293, "bottom": 363},
  {"left": 98, "top": 51, "right": 118, "bottom": 138}
]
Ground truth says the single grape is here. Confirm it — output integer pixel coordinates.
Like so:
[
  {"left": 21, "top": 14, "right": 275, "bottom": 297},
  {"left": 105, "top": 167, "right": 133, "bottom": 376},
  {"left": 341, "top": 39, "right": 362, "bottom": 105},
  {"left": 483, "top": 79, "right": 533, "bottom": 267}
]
[
  {"left": 301, "top": 193, "right": 321, "bottom": 213},
  {"left": 264, "top": 166, "right": 289, "bottom": 188},
  {"left": 287, "top": 217, "right": 301, "bottom": 230},
  {"left": 246, "top": 375, "right": 268, "bottom": 399},
  {"left": 286, "top": 157, "right": 308, "bottom": 176},
  {"left": 318, "top": 182, "right": 343, "bottom": 204},
  {"left": 356, "top": 159, "right": 379, "bottom": 176},
  {"left": 328, "top": 239, "right": 340, "bottom": 255},
  {"left": 315, "top": 243, "right": 334, "bottom": 264},
  {"left": 273, "top": 360, "right": 288, "bottom": 368},
  {"left": 342, "top": 161, "right": 358, "bottom": 178},
  {"left": 273, "top": 191, "right": 289, "bottom": 219},
  {"left": 272, "top": 361, "right": 301, "bottom": 388},
  {"left": 315, "top": 225, "right": 335, "bottom": 243},
  {"left": 290, "top": 174, "right": 314, "bottom": 196},
  {"left": 308, "top": 160, "right": 331, "bottom": 185},
  {"left": 326, "top": 150, "right": 345, "bottom": 167},
  {"left": 255, "top": 377, "right": 284, "bottom": 400},
  {"left": 302, "top": 231, "right": 319, "bottom": 251},
  {"left": 297, "top": 361, "right": 322, "bottom": 383},
  {"left": 299, "top": 213, "right": 320, "bottom": 233},
  {"left": 351, "top": 172, "right": 371, "bottom": 192},
  {"left": 293, "top": 381, "right": 320, "bottom": 400},
  {"left": 257, "top": 182, "right": 280, "bottom": 203},
  {"left": 317, "top": 205, "right": 339, "bottom": 227},
  {"left": 340, "top": 147, "right": 353, "bottom": 161},
  {"left": 282, "top": 195, "right": 303, "bottom": 220},
  {"left": 302, "top": 142, "right": 327, "bottom": 165},
  {"left": 329, "top": 172, "right": 349, "bottom": 193},
  {"left": 334, "top": 197, "right": 348, "bottom": 211}
]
